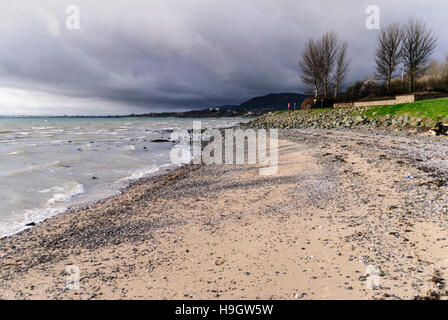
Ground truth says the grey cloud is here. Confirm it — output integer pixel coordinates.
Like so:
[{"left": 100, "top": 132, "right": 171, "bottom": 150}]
[{"left": 0, "top": 0, "right": 447, "bottom": 115}]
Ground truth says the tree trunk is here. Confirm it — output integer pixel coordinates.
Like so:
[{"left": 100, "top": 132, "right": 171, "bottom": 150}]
[{"left": 409, "top": 73, "right": 414, "bottom": 92}]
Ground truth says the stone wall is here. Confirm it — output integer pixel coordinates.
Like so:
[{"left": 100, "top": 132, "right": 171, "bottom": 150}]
[
  {"left": 332, "top": 102, "right": 354, "bottom": 108},
  {"left": 414, "top": 93, "right": 448, "bottom": 101},
  {"left": 394, "top": 95, "right": 415, "bottom": 104},
  {"left": 334, "top": 93, "right": 448, "bottom": 109},
  {"left": 353, "top": 99, "right": 395, "bottom": 107},
  {"left": 334, "top": 94, "right": 415, "bottom": 108}
]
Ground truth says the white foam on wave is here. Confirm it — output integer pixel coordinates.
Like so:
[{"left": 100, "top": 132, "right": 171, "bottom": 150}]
[
  {"left": 32, "top": 126, "right": 55, "bottom": 130},
  {"left": 121, "top": 166, "right": 160, "bottom": 182},
  {"left": 0, "top": 181, "right": 85, "bottom": 238},
  {"left": 38, "top": 129, "right": 64, "bottom": 134},
  {"left": 46, "top": 182, "right": 85, "bottom": 206},
  {"left": 0, "top": 207, "right": 63, "bottom": 238},
  {"left": 123, "top": 145, "right": 136, "bottom": 151},
  {"left": 215, "top": 121, "right": 246, "bottom": 128},
  {"left": 6, "top": 150, "right": 31, "bottom": 156},
  {"left": 9, "top": 160, "right": 66, "bottom": 176}
]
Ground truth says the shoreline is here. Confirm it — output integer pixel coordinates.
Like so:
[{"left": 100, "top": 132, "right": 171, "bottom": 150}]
[
  {"left": 0, "top": 162, "right": 176, "bottom": 240},
  {"left": 0, "top": 117, "right": 247, "bottom": 239},
  {"left": 1, "top": 127, "right": 448, "bottom": 299}
]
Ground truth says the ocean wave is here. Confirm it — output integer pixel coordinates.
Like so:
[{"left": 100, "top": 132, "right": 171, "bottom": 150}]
[
  {"left": 120, "top": 166, "right": 160, "bottom": 182},
  {"left": 32, "top": 126, "right": 55, "bottom": 130},
  {"left": 46, "top": 182, "right": 84, "bottom": 206},
  {"left": 0, "top": 139, "right": 14, "bottom": 143},
  {"left": 9, "top": 160, "right": 68, "bottom": 176},
  {"left": 123, "top": 145, "right": 136, "bottom": 151},
  {"left": 0, "top": 181, "right": 84, "bottom": 238},
  {"left": 37, "top": 129, "right": 64, "bottom": 134},
  {"left": 0, "top": 207, "right": 63, "bottom": 238},
  {"left": 7, "top": 151, "right": 27, "bottom": 155}
]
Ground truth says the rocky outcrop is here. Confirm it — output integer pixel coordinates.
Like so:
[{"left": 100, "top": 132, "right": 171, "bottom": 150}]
[
  {"left": 243, "top": 107, "right": 445, "bottom": 132},
  {"left": 430, "top": 123, "right": 448, "bottom": 136}
]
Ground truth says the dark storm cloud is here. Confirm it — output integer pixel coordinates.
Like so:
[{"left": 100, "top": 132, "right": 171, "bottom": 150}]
[{"left": 0, "top": 0, "right": 447, "bottom": 115}]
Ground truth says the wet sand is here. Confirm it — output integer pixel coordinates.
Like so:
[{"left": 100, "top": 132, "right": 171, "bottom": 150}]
[{"left": 1, "top": 128, "right": 448, "bottom": 300}]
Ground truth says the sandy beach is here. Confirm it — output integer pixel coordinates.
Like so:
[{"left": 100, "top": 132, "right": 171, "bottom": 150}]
[{"left": 1, "top": 128, "right": 448, "bottom": 300}]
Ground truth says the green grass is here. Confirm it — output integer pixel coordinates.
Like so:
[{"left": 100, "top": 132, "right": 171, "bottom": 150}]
[
  {"left": 363, "top": 98, "right": 448, "bottom": 120},
  {"left": 274, "top": 108, "right": 330, "bottom": 115},
  {"left": 274, "top": 110, "right": 300, "bottom": 115},
  {"left": 311, "top": 108, "right": 331, "bottom": 113},
  {"left": 274, "top": 110, "right": 290, "bottom": 115}
]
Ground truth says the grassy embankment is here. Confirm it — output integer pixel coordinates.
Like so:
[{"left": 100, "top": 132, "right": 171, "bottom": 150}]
[
  {"left": 363, "top": 98, "right": 448, "bottom": 121},
  {"left": 247, "top": 98, "right": 448, "bottom": 129}
]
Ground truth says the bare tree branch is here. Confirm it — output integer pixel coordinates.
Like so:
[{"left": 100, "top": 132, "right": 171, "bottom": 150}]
[
  {"left": 299, "top": 38, "right": 323, "bottom": 98},
  {"left": 300, "top": 31, "right": 351, "bottom": 99},
  {"left": 401, "top": 18, "right": 438, "bottom": 92},
  {"left": 319, "top": 31, "right": 338, "bottom": 97},
  {"left": 333, "top": 41, "right": 349, "bottom": 97},
  {"left": 375, "top": 23, "right": 402, "bottom": 95}
]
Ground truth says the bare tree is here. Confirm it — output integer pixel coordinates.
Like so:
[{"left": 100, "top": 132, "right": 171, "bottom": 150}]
[
  {"left": 299, "top": 39, "right": 322, "bottom": 98},
  {"left": 333, "top": 41, "right": 349, "bottom": 97},
  {"left": 401, "top": 18, "right": 437, "bottom": 92},
  {"left": 319, "top": 31, "right": 338, "bottom": 97},
  {"left": 300, "top": 31, "right": 350, "bottom": 98},
  {"left": 374, "top": 23, "right": 402, "bottom": 95}
]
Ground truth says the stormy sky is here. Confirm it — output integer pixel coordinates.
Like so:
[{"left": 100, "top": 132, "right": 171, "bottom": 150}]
[{"left": 0, "top": 0, "right": 447, "bottom": 115}]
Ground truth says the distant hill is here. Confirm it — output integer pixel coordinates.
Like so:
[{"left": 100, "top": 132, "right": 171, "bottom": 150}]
[
  {"left": 239, "top": 93, "right": 308, "bottom": 110},
  {"left": 132, "top": 92, "right": 308, "bottom": 118}
]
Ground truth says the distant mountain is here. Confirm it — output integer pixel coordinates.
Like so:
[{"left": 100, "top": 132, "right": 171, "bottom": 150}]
[
  {"left": 239, "top": 93, "right": 308, "bottom": 110},
  {"left": 132, "top": 92, "right": 308, "bottom": 118}
]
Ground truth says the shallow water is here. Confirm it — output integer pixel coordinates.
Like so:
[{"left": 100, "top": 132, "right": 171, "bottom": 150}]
[{"left": 0, "top": 117, "right": 247, "bottom": 237}]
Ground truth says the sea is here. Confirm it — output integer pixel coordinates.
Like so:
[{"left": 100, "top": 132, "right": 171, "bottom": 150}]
[{"left": 0, "top": 117, "right": 248, "bottom": 238}]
